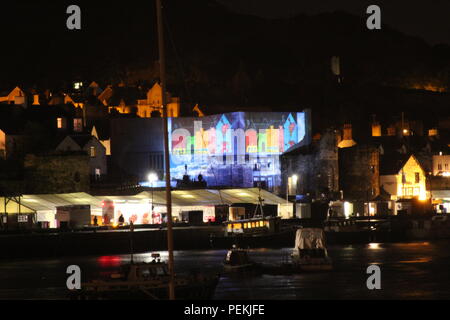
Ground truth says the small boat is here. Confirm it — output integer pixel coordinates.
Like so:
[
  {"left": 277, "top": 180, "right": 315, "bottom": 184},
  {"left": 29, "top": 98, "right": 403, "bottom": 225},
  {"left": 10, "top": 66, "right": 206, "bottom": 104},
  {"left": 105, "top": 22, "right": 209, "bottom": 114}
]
[
  {"left": 289, "top": 228, "right": 333, "bottom": 272},
  {"left": 223, "top": 245, "right": 259, "bottom": 273},
  {"left": 69, "top": 253, "right": 219, "bottom": 300},
  {"left": 210, "top": 189, "right": 299, "bottom": 249}
]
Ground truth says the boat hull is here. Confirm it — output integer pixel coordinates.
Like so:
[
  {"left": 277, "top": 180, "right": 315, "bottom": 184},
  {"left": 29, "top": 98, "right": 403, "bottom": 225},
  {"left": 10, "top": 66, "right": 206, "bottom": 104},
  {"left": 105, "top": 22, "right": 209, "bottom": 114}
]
[
  {"left": 70, "top": 276, "right": 219, "bottom": 300},
  {"left": 222, "top": 262, "right": 261, "bottom": 275}
]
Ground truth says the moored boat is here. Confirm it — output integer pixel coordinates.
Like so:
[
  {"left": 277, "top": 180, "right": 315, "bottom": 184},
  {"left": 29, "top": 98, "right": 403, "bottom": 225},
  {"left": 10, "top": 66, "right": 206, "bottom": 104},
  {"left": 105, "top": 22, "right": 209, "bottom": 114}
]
[
  {"left": 69, "top": 253, "right": 219, "bottom": 300},
  {"left": 210, "top": 189, "right": 300, "bottom": 249},
  {"left": 223, "top": 245, "right": 260, "bottom": 273},
  {"left": 289, "top": 228, "right": 333, "bottom": 272}
]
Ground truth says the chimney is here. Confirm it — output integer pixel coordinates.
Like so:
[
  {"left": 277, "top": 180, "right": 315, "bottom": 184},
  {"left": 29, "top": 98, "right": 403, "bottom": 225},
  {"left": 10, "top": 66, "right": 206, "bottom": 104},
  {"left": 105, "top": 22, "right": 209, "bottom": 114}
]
[
  {"left": 387, "top": 125, "right": 396, "bottom": 136},
  {"left": 33, "top": 94, "right": 40, "bottom": 105},
  {"left": 372, "top": 121, "right": 381, "bottom": 137},
  {"left": 371, "top": 115, "right": 381, "bottom": 137},
  {"left": 343, "top": 123, "right": 352, "bottom": 140}
]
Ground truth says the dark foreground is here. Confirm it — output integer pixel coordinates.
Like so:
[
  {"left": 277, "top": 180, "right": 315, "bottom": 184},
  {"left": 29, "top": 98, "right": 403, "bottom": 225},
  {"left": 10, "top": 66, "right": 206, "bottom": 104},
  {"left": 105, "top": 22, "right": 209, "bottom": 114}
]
[{"left": 1, "top": 240, "right": 449, "bottom": 299}]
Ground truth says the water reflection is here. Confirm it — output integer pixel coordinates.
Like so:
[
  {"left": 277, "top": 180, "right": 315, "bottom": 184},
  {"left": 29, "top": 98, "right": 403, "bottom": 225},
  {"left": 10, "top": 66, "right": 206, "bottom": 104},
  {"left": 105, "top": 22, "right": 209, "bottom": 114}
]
[
  {"left": 97, "top": 256, "right": 122, "bottom": 267},
  {"left": 0, "top": 240, "right": 449, "bottom": 299}
]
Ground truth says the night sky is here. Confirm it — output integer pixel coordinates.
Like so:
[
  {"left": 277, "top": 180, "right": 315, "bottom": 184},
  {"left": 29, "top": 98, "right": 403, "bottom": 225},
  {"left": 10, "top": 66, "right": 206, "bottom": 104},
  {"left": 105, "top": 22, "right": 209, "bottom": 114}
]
[
  {"left": 221, "top": 0, "right": 450, "bottom": 45},
  {"left": 0, "top": 0, "right": 448, "bottom": 89}
]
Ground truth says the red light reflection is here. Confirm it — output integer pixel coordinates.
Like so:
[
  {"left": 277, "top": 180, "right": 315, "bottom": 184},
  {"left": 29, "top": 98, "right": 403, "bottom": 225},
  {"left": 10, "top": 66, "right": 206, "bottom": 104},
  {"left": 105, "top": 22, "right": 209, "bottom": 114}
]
[{"left": 98, "top": 256, "right": 122, "bottom": 267}]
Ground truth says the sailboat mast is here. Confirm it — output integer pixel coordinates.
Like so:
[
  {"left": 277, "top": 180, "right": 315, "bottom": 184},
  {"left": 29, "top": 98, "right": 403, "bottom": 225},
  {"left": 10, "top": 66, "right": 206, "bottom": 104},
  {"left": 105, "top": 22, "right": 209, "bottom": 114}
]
[{"left": 156, "top": 0, "right": 175, "bottom": 300}]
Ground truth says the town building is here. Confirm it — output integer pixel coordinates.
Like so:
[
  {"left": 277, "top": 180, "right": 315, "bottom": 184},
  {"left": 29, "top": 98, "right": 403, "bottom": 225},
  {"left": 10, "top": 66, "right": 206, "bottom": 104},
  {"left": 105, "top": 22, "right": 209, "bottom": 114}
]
[
  {"left": 100, "top": 82, "right": 180, "bottom": 118},
  {"left": 282, "top": 128, "right": 340, "bottom": 201},
  {"left": 380, "top": 154, "right": 427, "bottom": 201},
  {"left": 55, "top": 134, "right": 107, "bottom": 178},
  {"left": 0, "top": 86, "right": 27, "bottom": 106},
  {"left": 111, "top": 111, "right": 311, "bottom": 191}
]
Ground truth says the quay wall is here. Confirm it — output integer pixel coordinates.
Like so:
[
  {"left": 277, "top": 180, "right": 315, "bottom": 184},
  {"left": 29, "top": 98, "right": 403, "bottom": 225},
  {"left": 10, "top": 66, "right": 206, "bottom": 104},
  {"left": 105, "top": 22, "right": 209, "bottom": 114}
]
[{"left": 0, "top": 226, "right": 223, "bottom": 259}]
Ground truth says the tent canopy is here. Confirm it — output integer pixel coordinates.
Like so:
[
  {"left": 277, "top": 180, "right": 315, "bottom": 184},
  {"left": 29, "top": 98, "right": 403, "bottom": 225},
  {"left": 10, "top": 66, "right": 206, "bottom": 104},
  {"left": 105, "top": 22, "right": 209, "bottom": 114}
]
[{"left": 3, "top": 188, "right": 289, "bottom": 212}]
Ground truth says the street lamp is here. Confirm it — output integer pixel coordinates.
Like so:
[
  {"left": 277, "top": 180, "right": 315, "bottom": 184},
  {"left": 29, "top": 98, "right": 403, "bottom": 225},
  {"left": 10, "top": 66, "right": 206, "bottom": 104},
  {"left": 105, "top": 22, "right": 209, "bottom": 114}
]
[{"left": 148, "top": 172, "right": 158, "bottom": 186}]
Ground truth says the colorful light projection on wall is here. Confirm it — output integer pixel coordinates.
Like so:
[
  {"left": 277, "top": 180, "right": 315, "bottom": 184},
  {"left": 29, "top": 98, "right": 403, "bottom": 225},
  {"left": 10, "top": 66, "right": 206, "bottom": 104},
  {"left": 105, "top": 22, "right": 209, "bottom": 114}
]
[{"left": 169, "top": 112, "right": 307, "bottom": 188}]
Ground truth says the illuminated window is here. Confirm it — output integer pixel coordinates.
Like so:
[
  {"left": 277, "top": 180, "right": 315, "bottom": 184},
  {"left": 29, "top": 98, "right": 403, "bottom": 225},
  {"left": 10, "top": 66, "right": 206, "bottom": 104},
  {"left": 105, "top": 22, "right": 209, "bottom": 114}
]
[
  {"left": 73, "top": 118, "right": 82, "bottom": 132},
  {"left": 369, "top": 203, "right": 376, "bottom": 216},
  {"left": 403, "top": 187, "right": 415, "bottom": 196},
  {"left": 57, "top": 118, "right": 63, "bottom": 129},
  {"left": 17, "top": 215, "right": 28, "bottom": 223},
  {"left": 90, "top": 146, "right": 96, "bottom": 157}
]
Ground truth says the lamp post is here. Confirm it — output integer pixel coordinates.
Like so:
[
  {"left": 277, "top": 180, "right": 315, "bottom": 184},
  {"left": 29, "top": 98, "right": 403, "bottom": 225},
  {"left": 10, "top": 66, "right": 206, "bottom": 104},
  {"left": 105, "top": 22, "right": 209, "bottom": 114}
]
[
  {"left": 148, "top": 172, "right": 158, "bottom": 221},
  {"left": 292, "top": 175, "right": 298, "bottom": 218},
  {"left": 156, "top": 0, "right": 175, "bottom": 300}
]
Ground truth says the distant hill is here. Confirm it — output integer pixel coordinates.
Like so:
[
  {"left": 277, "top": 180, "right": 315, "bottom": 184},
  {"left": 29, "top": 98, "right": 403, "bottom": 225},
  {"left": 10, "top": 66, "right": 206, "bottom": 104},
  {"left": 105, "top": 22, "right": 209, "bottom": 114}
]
[
  {"left": 0, "top": 0, "right": 449, "bottom": 121},
  {"left": 132, "top": 1, "right": 450, "bottom": 107}
]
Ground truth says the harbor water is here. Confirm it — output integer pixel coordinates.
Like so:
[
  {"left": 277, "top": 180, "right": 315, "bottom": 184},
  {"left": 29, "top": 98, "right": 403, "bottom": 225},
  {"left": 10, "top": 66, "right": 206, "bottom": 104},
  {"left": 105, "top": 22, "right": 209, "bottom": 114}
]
[{"left": 1, "top": 240, "right": 449, "bottom": 299}]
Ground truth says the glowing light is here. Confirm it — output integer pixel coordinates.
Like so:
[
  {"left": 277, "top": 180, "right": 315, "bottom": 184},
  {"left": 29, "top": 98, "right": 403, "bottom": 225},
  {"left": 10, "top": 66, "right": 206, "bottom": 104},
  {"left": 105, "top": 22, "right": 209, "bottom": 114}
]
[
  {"left": 411, "top": 83, "right": 445, "bottom": 93},
  {"left": 368, "top": 243, "right": 382, "bottom": 250},
  {"left": 344, "top": 202, "right": 352, "bottom": 218},
  {"left": 237, "top": 192, "right": 250, "bottom": 197},
  {"left": 23, "top": 198, "right": 38, "bottom": 203},
  {"left": 419, "top": 189, "right": 427, "bottom": 201},
  {"left": 148, "top": 172, "right": 158, "bottom": 184},
  {"left": 369, "top": 203, "right": 376, "bottom": 216},
  {"left": 181, "top": 194, "right": 194, "bottom": 199},
  {"left": 98, "top": 256, "right": 121, "bottom": 267}
]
